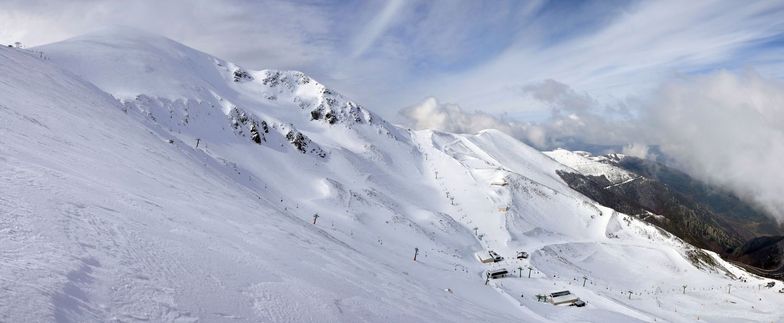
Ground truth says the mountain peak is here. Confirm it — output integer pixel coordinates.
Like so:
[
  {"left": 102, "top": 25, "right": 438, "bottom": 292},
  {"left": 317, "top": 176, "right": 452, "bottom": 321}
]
[
  {"left": 38, "top": 26, "right": 225, "bottom": 99},
  {"left": 55, "top": 25, "right": 181, "bottom": 47}
]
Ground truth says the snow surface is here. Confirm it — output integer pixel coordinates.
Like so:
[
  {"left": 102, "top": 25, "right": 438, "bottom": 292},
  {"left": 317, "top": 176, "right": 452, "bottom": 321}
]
[
  {"left": 1, "top": 27, "right": 783, "bottom": 322},
  {"left": 544, "top": 149, "right": 639, "bottom": 185}
]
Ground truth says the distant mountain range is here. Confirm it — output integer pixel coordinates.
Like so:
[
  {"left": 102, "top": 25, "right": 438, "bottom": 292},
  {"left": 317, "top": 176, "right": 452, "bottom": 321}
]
[{"left": 547, "top": 149, "right": 784, "bottom": 274}]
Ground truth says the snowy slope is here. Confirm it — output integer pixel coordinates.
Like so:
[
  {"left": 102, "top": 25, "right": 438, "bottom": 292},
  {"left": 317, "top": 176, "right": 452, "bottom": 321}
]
[
  {"left": 2, "top": 28, "right": 783, "bottom": 322},
  {"left": 545, "top": 149, "right": 639, "bottom": 185},
  {"left": 1, "top": 34, "right": 516, "bottom": 323}
]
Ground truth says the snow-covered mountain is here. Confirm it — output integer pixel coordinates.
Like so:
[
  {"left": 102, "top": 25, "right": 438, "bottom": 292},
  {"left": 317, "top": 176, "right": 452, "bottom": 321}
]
[
  {"left": 2, "top": 27, "right": 783, "bottom": 322},
  {"left": 545, "top": 149, "right": 639, "bottom": 186}
]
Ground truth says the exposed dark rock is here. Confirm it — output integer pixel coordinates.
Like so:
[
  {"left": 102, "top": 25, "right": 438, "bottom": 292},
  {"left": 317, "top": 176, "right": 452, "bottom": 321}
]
[
  {"left": 250, "top": 124, "right": 262, "bottom": 144},
  {"left": 285, "top": 129, "right": 327, "bottom": 158},
  {"left": 229, "top": 107, "right": 266, "bottom": 144},
  {"left": 286, "top": 130, "right": 307, "bottom": 153},
  {"left": 260, "top": 120, "right": 269, "bottom": 133},
  {"left": 233, "top": 69, "right": 253, "bottom": 82},
  {"left": 310, "top": 109, "right": 322, "bottom": 121},
  {"left": 325, "top": 111, "right": 337, "bottom": 124}
]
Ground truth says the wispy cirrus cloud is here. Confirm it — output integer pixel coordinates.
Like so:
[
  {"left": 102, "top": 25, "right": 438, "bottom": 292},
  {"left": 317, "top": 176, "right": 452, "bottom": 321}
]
[
  {"left": 2, "top": 1, "right": 782, "bottom": 119},
  {"left": 350, "top": 0, "right": 406, "bottom": 59}
]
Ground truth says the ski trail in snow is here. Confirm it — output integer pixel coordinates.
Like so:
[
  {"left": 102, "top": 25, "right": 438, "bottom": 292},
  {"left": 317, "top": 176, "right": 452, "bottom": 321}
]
[{"left": 603, "top": 176, "right": 640, "bottom": 189}]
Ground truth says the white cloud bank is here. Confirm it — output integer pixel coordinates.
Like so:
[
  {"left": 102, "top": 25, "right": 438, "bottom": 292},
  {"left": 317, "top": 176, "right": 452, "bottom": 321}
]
[
  {"left": 648, "top": 71, "right": 784, "bottom": 221},
  {"left": 401, "top": 79, "right": 635, "bottom": 149},
  {"left": 400, "top": 97, "right": 550, "bottom": 148}
]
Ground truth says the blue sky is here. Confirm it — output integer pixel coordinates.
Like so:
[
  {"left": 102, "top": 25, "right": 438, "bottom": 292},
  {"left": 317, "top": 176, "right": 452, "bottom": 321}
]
[{"left": 1, "top": 0, "right": 783, "bottom": 121}]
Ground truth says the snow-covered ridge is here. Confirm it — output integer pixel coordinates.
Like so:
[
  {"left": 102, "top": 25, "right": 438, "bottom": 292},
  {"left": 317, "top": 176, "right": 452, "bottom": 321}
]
[
  {"left": 38, "top": 26, "right": 379, "bottom": 128},
  {"left": 39, "top": 26, "right": 400, "bottom": 159},
  {"left": 545, "top": 148, "right": 639, "bottom": 185},
  {"left": 254, "top": 69, "right": 375, "bottom": 125},
  {"left": 2, "top": 28, "right": 782, "bottom": 322}
]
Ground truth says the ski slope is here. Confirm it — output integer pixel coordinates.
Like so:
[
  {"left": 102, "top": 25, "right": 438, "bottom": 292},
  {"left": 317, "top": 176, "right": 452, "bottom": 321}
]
[{"left": 2, "top": 27, "right": 783, "bottom": 322}]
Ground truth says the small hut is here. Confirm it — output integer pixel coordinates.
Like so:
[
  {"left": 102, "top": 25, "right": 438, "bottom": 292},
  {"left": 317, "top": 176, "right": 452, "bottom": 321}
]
[
  {"left": 474, "top": 252, "right": 494, "bottom": 264},
  {"left": 548, "top": 290, "right": 579, "bottom": 305}
]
